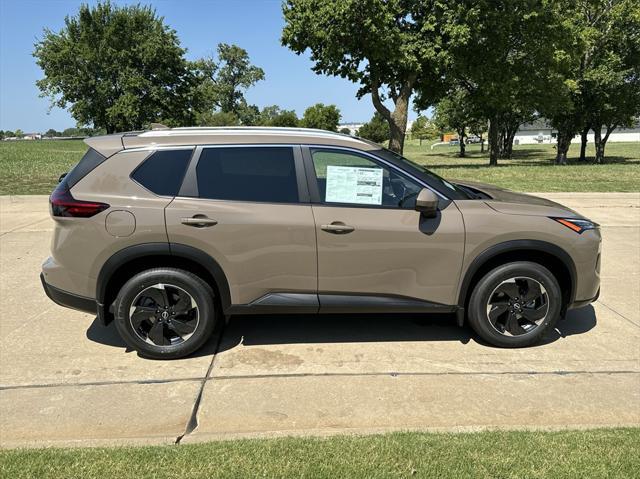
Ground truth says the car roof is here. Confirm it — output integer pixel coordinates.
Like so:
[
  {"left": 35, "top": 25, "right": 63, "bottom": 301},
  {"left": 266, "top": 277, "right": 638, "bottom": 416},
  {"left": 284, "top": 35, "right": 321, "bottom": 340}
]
[{"left": 84, "top": 126, "right": 378, "bottom": 157}]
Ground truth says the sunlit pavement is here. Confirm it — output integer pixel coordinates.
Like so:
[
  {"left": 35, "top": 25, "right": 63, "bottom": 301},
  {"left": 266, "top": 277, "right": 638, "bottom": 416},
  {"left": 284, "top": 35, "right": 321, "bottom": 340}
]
[{"left": 1, "top": 193, "right": 638, "bottom": 447}]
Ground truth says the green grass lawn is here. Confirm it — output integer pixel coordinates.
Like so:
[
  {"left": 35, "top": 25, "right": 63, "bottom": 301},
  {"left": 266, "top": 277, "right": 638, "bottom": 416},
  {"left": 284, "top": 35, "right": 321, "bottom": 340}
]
[
  {"left": 0, "top": 138, "right": 638, "bottom": 195},
  {"left": 1, "top": 429, "right": 638, "bottom": 478},
  {"left": 404, "top": 140, "right": 640, "bottom": 192}
]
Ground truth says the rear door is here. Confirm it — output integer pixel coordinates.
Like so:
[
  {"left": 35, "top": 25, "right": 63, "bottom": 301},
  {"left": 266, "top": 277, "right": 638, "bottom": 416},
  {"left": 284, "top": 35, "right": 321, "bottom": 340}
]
[
  {"left": 304, "top": 146, "right": 465, "bottom": 309},
  {"left": 165, "top": 145, "right": 318, "bottom": 309}
]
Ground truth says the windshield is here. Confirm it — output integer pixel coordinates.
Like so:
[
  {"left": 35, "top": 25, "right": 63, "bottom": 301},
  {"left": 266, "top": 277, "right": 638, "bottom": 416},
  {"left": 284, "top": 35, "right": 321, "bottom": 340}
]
[{"left": 373, "top": 147, "right": 473, "bottom": 200}]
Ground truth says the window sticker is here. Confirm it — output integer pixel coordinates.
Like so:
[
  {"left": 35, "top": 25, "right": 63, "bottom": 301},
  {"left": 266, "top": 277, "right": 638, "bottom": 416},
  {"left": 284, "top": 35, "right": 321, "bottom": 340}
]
[{"left": 325, "top": 165, "right": 383, "bottom": 205}]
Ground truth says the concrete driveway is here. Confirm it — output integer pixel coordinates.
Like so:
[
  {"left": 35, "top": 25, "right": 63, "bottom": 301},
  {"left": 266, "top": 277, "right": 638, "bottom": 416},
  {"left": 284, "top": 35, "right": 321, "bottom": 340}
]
[{"left": 1, "top": 193, "right": 638, "bottom": 447}]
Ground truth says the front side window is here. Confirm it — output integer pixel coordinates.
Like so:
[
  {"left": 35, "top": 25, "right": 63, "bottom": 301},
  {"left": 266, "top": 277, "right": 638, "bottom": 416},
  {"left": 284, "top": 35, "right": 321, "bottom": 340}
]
[
  {"left": 311, "top": 149, "right": 422, "bottom": 208},
  {"left": 196, "top": 147, "right": 299, "bottom": 203}
]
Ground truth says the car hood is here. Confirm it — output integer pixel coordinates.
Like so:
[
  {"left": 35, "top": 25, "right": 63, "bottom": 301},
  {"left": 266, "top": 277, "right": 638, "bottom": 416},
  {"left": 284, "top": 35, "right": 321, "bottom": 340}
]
[{"left": 452, "top": 180, "right": 583, "bottom": 218}]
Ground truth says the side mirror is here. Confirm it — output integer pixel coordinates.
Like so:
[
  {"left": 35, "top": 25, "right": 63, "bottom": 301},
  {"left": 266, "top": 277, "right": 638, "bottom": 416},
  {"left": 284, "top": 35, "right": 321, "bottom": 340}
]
[{"left": 415, "top": 188, "right": 438, "bottom": 218}]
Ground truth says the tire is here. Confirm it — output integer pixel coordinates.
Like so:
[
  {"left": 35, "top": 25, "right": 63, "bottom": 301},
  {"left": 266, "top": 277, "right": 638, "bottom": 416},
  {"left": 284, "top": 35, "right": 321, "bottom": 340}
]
[
  {"left": 114, "top": 268, "right": 217, "bottom": 359},
  {"left": 467, "top": 261, "right": 562, "bottom": 348}
]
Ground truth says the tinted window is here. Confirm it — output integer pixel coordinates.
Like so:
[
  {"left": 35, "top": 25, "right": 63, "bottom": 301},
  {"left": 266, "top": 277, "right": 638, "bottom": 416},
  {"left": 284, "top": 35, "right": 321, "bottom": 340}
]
[
  {"left": 196, "top": 147, "right": 298, "bottom": 203},
  {"left": 312, "top": 149, "right": 422, "bottom": 208},
  {"left": 131, "top": 149, "right": 192, "bottom": 196},
  {"left": 65, "top": 148, "right": 106, "bottom": 188}
]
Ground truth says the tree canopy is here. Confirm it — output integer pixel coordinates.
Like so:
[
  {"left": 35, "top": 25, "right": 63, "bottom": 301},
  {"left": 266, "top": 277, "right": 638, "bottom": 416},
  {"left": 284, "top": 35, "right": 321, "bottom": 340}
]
[
  {"left": 301, "top": 103, "right": 341, "bottom": 131},
  {"left": 357, "top": 112, "right": 390, "bottom": 144},
  {"left": 34, "top": 1, "right": 194, "bottom": 133},
  {"left": 282, "top": 0, "right": 446, "bottom": 153}
]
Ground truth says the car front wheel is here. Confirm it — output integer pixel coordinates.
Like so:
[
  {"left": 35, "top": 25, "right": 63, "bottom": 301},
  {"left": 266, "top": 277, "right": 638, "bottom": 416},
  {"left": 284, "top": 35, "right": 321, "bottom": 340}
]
[
  {"left": 467, "top": 261, "right": 562, "bottom": 348},
  {"left": 114, "top": 268, "right": 217, "bottom": 359}
]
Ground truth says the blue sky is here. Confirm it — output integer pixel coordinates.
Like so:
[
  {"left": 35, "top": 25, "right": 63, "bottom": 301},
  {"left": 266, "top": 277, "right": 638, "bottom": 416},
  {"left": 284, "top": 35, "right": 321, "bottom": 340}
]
[{"left": 0, "top": 0, "right": 418, "bottom": 132}]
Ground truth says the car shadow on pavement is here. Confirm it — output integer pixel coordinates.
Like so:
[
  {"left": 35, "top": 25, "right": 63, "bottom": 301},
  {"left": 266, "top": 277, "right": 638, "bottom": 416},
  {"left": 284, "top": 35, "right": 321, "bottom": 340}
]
[{"left": 85, "top": 304, "right": 597, "bottom": 357}]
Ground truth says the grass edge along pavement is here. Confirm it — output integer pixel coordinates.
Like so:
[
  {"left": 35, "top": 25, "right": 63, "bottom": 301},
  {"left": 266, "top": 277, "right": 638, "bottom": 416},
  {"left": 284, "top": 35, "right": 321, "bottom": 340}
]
[
  {"left": 1, "top": 428, "right": 639, "bottom": 478},
  {"left": 0, "top": 139, "right": 639, "bottom": 195}
]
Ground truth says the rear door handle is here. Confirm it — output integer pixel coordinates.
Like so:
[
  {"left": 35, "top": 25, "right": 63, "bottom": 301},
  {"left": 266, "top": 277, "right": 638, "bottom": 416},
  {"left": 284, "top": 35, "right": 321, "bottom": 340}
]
[
  {"left": 321, "top": 222, "right": 355, "bottom": 234},
  {"left": 181, "top": 215, "right": 218, "bottom": 227}
]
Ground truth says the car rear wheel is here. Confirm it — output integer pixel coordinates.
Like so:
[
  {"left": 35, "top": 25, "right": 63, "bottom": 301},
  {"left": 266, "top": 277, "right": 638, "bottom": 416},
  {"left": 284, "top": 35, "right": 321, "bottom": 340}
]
[
  {"left": 467, "top": 262, "right": 562, "bottom": 348},
  {"left": 114, "top": 268, "right": 216, "bottom": 359}
]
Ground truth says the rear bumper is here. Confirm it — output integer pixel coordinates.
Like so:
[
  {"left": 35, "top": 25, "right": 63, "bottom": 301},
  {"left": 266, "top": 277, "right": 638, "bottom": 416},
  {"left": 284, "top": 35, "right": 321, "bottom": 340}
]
[{"left": 40, "top": 273, "right": 97, "bottom": 315}]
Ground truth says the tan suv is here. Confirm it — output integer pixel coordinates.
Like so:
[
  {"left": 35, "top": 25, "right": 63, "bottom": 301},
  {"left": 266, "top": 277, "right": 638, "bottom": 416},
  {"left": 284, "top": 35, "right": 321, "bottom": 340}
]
[{"left": 41, "top": 127, "right": 601, "bottom": 359}]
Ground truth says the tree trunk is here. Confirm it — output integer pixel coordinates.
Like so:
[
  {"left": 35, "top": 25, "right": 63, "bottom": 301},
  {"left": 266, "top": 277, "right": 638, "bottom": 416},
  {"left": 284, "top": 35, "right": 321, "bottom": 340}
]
[
  {"left": 593, "top": 124, "right": 615, "bottom": 164},
  {"left": 579, "top": 126, "right": 589, "bottom": 162},
  {"left": 555, "top": 128, "right": 572, "bottom": 165},
  {"left": 488, "top": 117, "right": 499, "bottom": 166},
  {"left": 458, "top": 127, "right": 466, "bottom": 157},
  {"left": 370, "top": 76, "right": 415, "bottom": 155},
  {"left": 480, "top": 133, "right": 484, "bottom": 153}
]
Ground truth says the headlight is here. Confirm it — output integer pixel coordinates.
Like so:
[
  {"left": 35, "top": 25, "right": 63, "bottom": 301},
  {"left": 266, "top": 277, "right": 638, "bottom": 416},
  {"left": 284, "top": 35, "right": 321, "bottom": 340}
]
[{"left": 551, "top": 217, "right": 599, "bottom": 234}]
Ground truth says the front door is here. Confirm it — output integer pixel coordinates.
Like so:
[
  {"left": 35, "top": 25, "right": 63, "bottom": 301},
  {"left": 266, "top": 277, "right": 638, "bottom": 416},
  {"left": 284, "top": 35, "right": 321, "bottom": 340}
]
[
  {"left": 306, "top": 147, "right": 465, "bottom": 308},
  {"left": 165, "top": 145, "right": 317, "bottom": 308}
]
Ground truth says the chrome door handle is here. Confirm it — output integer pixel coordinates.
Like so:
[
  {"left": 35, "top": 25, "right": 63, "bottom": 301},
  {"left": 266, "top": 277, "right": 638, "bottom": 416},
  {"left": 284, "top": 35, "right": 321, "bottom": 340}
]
[
  {"left": 181, "top": 216, "right": 218, "bottom": 227},
  {"left": 321, "top": 222, "right": 355, "bottom": 234}
]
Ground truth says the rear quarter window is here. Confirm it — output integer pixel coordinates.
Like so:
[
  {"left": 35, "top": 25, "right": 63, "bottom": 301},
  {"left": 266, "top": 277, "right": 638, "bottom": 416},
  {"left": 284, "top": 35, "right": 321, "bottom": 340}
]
[
  {"left": 64, "top": 148, "right": 107, "bottom": 188},
  {"left": 131, "top": 149, "right": 193, "bottom": 197}
]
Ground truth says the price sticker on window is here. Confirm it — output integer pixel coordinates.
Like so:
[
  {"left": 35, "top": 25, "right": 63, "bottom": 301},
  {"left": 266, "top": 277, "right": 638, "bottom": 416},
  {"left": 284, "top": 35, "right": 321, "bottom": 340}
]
[{"left": 325, "top": 166, "right": 383, "bottom": 205}]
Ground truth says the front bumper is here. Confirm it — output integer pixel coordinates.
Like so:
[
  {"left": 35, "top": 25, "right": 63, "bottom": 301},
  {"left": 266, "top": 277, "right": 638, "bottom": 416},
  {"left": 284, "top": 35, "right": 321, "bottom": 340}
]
[{"left": 40, "top": 273, "right": 97, "bottom": 315}]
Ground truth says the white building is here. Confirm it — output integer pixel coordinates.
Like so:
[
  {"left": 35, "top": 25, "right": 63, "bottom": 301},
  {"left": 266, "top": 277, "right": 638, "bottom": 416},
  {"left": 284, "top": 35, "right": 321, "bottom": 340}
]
[{"left": 514, "top": 119, "right": 640, "bottom": 144}]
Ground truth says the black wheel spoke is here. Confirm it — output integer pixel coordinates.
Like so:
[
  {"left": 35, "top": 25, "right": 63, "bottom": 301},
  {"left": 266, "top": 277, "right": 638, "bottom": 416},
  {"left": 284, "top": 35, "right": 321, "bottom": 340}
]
[
  {"left": 496, "top": 282, "right": 520, "bottom": 300},
  {"left": 145, "top": 287, "right": 170, "bottom": 308},
  {"left": 521, "top": 304, "right": 547, "bottom": 322},
  {"left": 168, "top": 318, "right": 196, "bottom": 337},
  {"left": 147, "top": 321, "right": 168, "bottom": 345},
  {"left": 130, "top": 306, "right": 156, "bottom": 329},
  {"left": 505, "top": 311, "right": 526, "bottom": 335},
  {"left": 173, "top": 290, "right": 192, "bottom": 314},
  {"left": 521, "top": 280, "right": 542, "bottom": 303},
  {"left": 488, "top": 303, "right": 509, "bottom": 323}
]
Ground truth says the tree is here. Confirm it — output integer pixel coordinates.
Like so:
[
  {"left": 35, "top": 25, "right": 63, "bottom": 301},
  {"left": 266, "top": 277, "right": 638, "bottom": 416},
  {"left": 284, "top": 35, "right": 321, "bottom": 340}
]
[
  {"left": 546, "top": 0, "right": 640, "bottom": 164},
  {"left": 259, "top": 105, "right": 299, "bottom": 127},
  {"left": 191, "top": 43, "right": 264, "bottom": 125},
  {"left": 14, "top": 129, "right": 24, "bottom": 139},
  {"left": 433, "top": 0, "right": 575, "bottom": 165},
  {"left": 431, "top": 89, "right": 483, "bottom": 157},
  {"left": 282, "top": 0, "right": 446, "bottom": 154},
  {"left": 3, "top": 131, "right": 15, "bottom": 138},
  {"left": 44, "top": 128, "right": 60, "bottom": 137},
  {"left": 410, "top": 116, "right": 438, "bottom": 145},
  {"left": 301, "top": 103, "right": 341, "bottom": 131},
  {"left": 34, "top": 1, "right": 195, "bottom": 133},
  {"left": 197, "top": 111, "right": 240, "bottom": 126},
  {"left": 339, "top": 127, "right": 352, "bottom": 135},
  {"left": 357, "top": 112, "right": 390, "bottom": 144}
]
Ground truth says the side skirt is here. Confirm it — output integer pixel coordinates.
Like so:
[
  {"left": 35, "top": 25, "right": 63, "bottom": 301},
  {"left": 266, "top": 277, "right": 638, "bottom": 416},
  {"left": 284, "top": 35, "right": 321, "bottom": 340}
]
[{"left": 225, "top": 292, "right": 457, "bottom": 316}]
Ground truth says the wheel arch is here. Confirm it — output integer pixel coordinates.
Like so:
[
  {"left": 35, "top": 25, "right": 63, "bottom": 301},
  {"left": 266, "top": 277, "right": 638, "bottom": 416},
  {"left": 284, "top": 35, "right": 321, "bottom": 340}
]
[
  {"left": 96, "top": 243, "right": 231, "bottom": 324},
  {"left": 458, "top": 240, "right": 576, "bottom": 315}
]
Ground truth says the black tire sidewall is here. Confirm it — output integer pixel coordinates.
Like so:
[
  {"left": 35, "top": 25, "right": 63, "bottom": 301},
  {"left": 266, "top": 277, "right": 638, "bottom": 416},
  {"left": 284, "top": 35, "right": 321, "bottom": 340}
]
[
  {"left": 468, "top": 262, "right": 562, "bottom": 348},
  {"left": 114, "top": 268, "right": 216, "bottom": 359}
]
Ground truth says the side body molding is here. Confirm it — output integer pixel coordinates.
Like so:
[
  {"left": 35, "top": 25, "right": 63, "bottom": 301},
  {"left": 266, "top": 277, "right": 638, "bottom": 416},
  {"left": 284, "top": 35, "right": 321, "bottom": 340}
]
[
  {"left": 457, "top": 239, "right": 577, "bottom": 309},
  {"left": 96, "top": 243, "right": 232, "bottom": 324}
]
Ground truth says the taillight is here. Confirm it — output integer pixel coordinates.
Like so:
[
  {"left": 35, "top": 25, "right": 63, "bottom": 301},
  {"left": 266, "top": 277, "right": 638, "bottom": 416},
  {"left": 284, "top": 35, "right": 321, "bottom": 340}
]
[{"left": 50, "top": 186, "right": 109, "bottom": 218}]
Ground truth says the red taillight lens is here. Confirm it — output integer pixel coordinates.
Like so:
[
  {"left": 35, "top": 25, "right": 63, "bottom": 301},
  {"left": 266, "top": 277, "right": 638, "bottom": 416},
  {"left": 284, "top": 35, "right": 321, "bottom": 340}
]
[{"left": 50, "top": 187, "right": 109, "bottom": 218}]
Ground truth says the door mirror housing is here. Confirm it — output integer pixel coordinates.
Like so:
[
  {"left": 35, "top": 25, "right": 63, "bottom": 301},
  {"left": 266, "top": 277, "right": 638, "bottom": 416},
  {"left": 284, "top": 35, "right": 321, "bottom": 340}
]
[{"left": 415, "top": 188, "right": 438, "bottom": 217}]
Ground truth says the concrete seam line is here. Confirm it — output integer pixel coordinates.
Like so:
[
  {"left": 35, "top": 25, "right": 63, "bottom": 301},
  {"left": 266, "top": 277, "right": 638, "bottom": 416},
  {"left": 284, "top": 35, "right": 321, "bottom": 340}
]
[
  {"left": 175, "top": 330, "right": 224, "bottom": 445},
  {"left": 597, "top": 300, "right": 640, "bottom": 328},
  {"left": 210, "top": 370, "right": 640, "bottom": 381},
  {"left": 0, "top": 377, "right": 204, "bottom": 391}
]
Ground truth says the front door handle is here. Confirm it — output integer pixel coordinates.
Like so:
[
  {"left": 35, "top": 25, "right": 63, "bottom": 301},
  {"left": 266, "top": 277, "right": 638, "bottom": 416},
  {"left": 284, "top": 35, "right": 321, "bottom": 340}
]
[
  {"left": 321, "top": 222, "right": 355, "bottom": 234},
  {"left": 181, "top": 215, "right": 218, "bottom": 227}
]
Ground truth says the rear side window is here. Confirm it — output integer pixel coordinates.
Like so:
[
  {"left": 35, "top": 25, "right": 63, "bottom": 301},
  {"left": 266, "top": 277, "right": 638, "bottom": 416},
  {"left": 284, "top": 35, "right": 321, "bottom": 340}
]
[
  {"left": 65, "top": 148, "right": 106, "bottom": 188},
  {"left": 196, "top": 147, "right": 298, "bottom": 203},
  {"left": 131, "top": 149, "right": 192, "bottom": 196}
]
